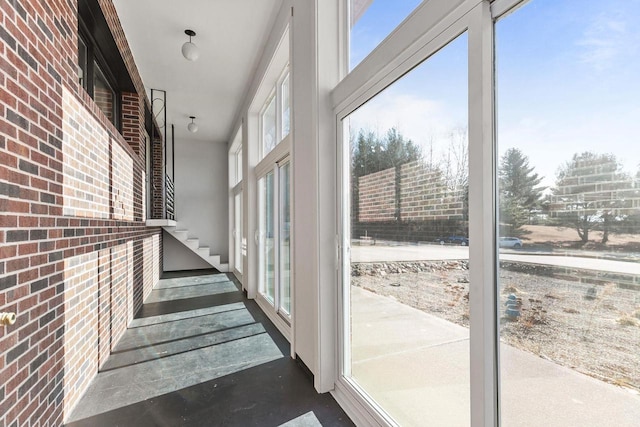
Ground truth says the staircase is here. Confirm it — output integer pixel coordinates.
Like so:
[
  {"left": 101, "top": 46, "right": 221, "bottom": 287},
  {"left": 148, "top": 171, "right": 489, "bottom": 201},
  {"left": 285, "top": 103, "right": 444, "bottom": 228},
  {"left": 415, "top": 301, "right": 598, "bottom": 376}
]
[{"left": 163, "top": 225, "right": 229, "bottom": 272}]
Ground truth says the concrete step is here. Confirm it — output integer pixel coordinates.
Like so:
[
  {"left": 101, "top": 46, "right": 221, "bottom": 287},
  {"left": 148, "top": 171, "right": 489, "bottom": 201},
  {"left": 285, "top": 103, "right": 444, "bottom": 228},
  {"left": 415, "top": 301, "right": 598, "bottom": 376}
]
[
  {"left": 185, "top": 238, "right": 199, "bottom": 250},
  {"left": 162, "top": 225, "right": 228, "bottom": 272},
  {"left": 172, "top": 229, "right": 189, "bottom": 241},
  {"left": 197, "top": 247, "right": 211, "bottom": 257}
]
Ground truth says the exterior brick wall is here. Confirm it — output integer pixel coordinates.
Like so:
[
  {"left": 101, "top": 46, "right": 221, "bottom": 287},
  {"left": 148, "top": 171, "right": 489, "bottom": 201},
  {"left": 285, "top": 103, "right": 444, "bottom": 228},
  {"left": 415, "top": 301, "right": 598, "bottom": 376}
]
[
  {"left": 151, "top": 135, "right": 165, "bottom": 219},
  {"left": 399, "top": 161, "right": 464, "bottom": 221},
  {"left": 93, "top": 85, "right": 114, "bottom": 125},
  {"left": 358, "top": 167, "right": 396, "bottom": 222},
  {"left": 358, "top": 161, "right": 465, "bottom": 224},
  {"left": 355, "top": 161, "right": 467, "bottom": 241},
  {"left": 0, "top": 1, "right": 162, "bottom": 426}
]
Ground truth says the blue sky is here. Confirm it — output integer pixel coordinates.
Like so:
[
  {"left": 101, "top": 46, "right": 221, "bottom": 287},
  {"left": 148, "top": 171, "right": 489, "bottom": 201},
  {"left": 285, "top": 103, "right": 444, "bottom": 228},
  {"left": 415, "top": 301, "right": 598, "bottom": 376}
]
[
  {"left": 349, "top": 0, "right": 423, "bottom": 70},
  {"left": 349, "top": 0, "right": 640, "bottom": 188}
]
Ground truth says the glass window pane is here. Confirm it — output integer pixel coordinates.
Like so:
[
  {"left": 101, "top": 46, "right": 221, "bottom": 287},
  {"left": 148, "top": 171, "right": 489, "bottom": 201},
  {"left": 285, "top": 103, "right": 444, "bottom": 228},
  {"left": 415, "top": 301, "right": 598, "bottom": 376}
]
[
  {"left": 282, "top": 73, "right": 290, "bottom": 138},
  {"left": 260, "top": 172, "right": 275, "bottom": 304},
  {"left": 236, "top": 147, "right": 243, "bottom": 183},
  {"left": 350, "top": 0, "right": 423, "bottom": 70},
  {"left": 496, "top": 1, "right": 640, "bottom": 425},
  {"left": 279, "top": 162, "right": 291, "bottom": 316},
  {"left": 93, "top": 61, "right": 115, "bottom": 125},
  {"left": 78, "top": 36, "right": 87, "bottom": 89},
  {"left": 262, "top": 96, "right": 277, "bottom": 158},
  {"left": 235, "top": 193, "right": 242, "bottom": 274},
  {"left": 345, "top": 33, "right": 468, "bottom": 426}
]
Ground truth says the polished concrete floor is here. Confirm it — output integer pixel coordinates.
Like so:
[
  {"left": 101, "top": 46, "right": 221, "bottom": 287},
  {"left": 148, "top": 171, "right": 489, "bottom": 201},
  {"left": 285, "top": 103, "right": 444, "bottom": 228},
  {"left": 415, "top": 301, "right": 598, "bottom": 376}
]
[{"left": 66, "top": 270, "right": 353, "bottom": 427}]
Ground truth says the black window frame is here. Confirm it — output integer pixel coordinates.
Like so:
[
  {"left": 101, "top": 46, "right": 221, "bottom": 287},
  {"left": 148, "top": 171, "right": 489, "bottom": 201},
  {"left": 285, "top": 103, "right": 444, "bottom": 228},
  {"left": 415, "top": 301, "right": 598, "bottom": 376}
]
[
  {"left": 77, "top": 20, "right": 121, "bottom": 131},
  {"left": 77, "top": 34, "right": 88, "bottom": 91}
]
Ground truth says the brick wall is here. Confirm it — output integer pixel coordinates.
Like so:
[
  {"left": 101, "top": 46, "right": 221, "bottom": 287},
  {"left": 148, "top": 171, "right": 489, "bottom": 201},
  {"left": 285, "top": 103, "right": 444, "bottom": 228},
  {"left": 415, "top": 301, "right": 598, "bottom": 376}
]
[
  {"left": 358, "top": 161, "right": 465, "bottom": 224},
  {"left": 355, "top": 161, "right": 467, "bottom": 241},
  {"left": 93, "top": 85, "right": 114, "bottom": 125},
  {"left": 0, "top": 1, "right": 162, "bottom": 426},
  {"left": 399, "top": 161, "right": 464, "bottom": 221},
  {"left": 151, "top": 135, "right": 165, "bottom": 219},
  {"left": 358, "top": 167, "right": 396, "bottom": 222}
]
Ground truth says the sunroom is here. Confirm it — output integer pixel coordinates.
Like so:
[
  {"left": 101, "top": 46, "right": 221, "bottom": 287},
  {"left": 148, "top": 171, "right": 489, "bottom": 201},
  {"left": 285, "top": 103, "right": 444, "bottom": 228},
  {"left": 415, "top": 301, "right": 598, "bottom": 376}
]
[{"left": 1, "top": 0, "right": 639, "bottom": 426}]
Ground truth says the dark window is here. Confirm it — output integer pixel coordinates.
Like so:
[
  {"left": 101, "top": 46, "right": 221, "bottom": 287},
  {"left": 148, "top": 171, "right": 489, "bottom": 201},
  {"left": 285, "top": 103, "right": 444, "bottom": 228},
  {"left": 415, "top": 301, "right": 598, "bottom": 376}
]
[
  {"left": 77, "top": 0, "right": 135, "bottom": 132},
  {"left": 78, "top": 35, "right": 88, "bottom": 89},
  {"left": 77, "top": 25, "right": 120, "bottom": 129},
  {"left": 93, "top": 61, "right": 115, "bottom": 124}
]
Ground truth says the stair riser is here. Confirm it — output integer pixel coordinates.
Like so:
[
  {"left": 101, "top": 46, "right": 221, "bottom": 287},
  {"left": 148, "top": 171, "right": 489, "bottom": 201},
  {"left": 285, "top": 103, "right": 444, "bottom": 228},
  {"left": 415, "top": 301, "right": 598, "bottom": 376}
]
[{"left": 164, "top": 226, "right": 226, "bottom": 272}]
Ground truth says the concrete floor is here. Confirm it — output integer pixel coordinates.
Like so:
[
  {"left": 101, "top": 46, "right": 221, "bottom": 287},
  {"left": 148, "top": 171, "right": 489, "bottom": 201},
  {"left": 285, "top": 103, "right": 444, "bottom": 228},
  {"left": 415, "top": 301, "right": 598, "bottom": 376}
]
[
  {"left": 350, "top": 286, "right": 640, "bottom": 427},
  {"left": 65, "top": 270, "right": 353, "bottom": 427}
]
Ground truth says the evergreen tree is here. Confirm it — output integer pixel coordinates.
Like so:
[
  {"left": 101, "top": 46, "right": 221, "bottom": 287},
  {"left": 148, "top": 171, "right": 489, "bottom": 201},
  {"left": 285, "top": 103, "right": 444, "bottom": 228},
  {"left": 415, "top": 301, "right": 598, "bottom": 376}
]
[
  {"left": 498, "top": 148, "right": 545, "bottom": 235},
  {"left": 351, "top": 127, "right": 421, "bottom": 178},
  {"left": 384, "top": 127, "right": 422, "bottom": 169},
  {"left": 350, "top": 127, "right": 421, "bottom": 222}
]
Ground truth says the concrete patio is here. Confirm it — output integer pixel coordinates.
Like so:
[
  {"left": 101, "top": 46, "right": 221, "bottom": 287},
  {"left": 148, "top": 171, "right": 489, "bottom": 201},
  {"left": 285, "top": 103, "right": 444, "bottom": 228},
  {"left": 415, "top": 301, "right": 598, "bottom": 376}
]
[{"left": 351, "top": 286, "right": 640, "bottom": 426}]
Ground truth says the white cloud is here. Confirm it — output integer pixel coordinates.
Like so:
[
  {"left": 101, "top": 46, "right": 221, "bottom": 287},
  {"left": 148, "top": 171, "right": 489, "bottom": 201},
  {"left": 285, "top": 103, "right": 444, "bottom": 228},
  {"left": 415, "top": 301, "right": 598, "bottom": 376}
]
[
  {"left": 347, "top": 90, "right": 466, "bottom": 157},
  {"left": 577, "top": 13, "right": 630, "bottom": 72},
  {"left": 498, "top": 108, "right": 640, "bottom": 190}
]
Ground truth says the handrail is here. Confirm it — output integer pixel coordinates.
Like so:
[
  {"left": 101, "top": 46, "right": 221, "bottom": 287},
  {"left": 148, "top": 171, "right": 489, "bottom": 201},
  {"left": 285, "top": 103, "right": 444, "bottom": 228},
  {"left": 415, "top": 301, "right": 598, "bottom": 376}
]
[{"left": 166, "top": 174, "right": 175, "bottom": 220}]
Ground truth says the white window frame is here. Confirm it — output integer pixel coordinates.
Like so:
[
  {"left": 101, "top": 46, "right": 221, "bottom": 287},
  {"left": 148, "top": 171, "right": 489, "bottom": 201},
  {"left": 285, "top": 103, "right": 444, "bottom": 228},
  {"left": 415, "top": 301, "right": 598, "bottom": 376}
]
[
  {"left": 256, "top": 154, "right": 292, "bottom": 319},
  {"left": 331, "top": 0, "right": 504, "bottom": 425},
  {"left": 252, "top": 25, "right": 294, "bottom": 342},
  {"left": 259, "top": 66, "right": 291, "bottom": 161},
  {"left": 233, "top": 185, "right": 243, "bottom": 276},
  {"left": 229, "top": 128, "right": 244, "bottom": 282},
  {"left": 280, "top": 71, "right": 291, "bottom": 139},
  {"left": 255, "top": 136, "right": 292, "bottom": 340},
  {"left": 259, "top": 90, "right": 277, "bottom": 160}
]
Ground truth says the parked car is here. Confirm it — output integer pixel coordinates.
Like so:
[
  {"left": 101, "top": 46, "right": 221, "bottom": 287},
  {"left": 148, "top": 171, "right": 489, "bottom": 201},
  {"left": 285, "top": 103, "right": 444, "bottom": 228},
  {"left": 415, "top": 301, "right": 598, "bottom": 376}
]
[
  {"left": 437, "top": 236, "right": 469, "bottom": 246},
  {"left": 499, "top": 237, "right": 522, "bottom": 248}
]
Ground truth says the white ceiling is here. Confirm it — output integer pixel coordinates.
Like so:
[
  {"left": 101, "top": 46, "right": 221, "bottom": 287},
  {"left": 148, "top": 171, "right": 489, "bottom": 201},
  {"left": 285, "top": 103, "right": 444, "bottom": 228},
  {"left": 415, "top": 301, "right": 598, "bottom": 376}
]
[{"left": 112, "top": 0, "right": 282, "bottom": 145}]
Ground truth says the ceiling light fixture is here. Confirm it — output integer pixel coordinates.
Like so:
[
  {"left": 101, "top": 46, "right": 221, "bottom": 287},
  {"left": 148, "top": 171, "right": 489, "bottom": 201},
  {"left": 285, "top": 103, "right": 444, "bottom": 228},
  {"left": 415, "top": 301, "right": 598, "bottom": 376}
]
[
  {"left": 181, "top": 29, "right": 199, "bottom": 61},
  {"left": 187, "top": 116, "right": 198, "bottom": 133}
]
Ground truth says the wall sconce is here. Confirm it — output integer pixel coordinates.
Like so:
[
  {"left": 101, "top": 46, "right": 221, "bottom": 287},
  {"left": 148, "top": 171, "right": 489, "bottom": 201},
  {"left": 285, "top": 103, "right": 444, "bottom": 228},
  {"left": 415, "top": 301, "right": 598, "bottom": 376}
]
[
  {"left": 188, "top": 116, "right": 198, "bottom": 133},
  {"left": 181, "top": 29, "right": 199, "bottom": 61}
]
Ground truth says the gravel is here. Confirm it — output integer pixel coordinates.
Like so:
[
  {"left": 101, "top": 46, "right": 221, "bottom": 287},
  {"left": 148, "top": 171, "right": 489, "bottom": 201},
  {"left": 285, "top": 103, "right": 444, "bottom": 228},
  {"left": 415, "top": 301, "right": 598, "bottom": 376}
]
[{"left": 351, "top": 260, "right": 640, "bottom": 392}]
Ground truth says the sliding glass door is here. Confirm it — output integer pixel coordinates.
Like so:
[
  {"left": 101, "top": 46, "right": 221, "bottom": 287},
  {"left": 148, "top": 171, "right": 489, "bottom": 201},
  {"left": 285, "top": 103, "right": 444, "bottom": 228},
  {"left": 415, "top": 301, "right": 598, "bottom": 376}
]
[
  {"left": 341, "top": 31, "right": 470, "bottom": 426},
  {"left": 259, "top": 171, "right": 276, "bottom": 303},
  {"left": 233, "top": 190, "right": 243, "bottom": 274},
  {"left": 279, "top": 160, "right": 291, "bottom": 317},
  {"left": 258, "top": 158, "right": 291, "bottom": 322}
]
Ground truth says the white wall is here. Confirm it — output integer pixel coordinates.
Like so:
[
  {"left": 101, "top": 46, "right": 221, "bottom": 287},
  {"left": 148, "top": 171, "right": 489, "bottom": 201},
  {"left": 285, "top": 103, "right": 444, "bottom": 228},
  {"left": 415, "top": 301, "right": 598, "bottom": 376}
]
[
  {"left": 291, "top": 0, "right": 341, "bottom": 393},
  {"left": 225, "top": 0, "right": 341, "bottom": 392},
  {"left": 163, "top": 230, "right": 212, "bottom": 271},
  {"left": 164, "top": 138, "right": 229, "bottom": 271}
]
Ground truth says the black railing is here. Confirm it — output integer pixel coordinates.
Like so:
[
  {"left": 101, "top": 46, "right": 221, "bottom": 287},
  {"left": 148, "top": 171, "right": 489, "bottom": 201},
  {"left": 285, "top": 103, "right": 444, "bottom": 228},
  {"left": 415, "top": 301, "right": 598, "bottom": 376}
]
[
  {"left": 166, "top": 174, "right": 175, "bottom": 220},
  {"left": 150, "top": 89, "right": 177, "bottom": 221}
]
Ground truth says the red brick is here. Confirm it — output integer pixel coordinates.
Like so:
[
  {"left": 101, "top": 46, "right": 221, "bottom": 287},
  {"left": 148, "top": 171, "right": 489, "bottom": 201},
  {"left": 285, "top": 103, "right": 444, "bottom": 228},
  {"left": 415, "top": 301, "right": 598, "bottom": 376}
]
[
  {"left": 6, "top": 257, "right": 29, "bottom": 272},
  {"left": 18, "top": 268, "right": 39, "bottom": 283},
  {"left": 0, "top": 1, "right": 163, "bottom": 425},
  {"left": 0, "top": 244, "right": 17, "bottom": 258},
  {"left": 0, "top": 214, "right": 18, "bottom": 227}
]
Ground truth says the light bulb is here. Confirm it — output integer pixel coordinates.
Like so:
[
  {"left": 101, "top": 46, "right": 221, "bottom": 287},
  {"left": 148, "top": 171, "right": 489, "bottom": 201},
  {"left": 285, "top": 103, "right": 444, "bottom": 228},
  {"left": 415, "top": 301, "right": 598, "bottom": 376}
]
[{"left": 181, "top": 41, "right": 199, "bottom": 61}]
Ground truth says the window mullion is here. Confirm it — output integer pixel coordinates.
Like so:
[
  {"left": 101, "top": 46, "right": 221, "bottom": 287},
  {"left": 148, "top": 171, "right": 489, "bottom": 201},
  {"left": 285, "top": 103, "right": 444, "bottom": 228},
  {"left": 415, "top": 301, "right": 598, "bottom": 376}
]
[
  {"left": 273, "top": 165, "right": 281, "bottom": 310},
  {"left": 468, "top": 2, "right": 499, "bottom": 427},
  {"left": 276, "top": 82, "right": 282, "bottom": 143}
]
